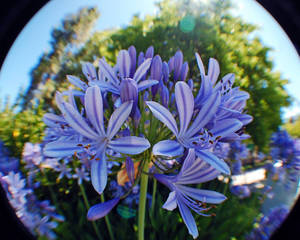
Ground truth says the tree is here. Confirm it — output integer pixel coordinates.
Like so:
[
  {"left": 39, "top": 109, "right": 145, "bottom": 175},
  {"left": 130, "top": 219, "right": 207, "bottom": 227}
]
[{"left": 21, "top": 7, "right": 100, "bottom": 110}]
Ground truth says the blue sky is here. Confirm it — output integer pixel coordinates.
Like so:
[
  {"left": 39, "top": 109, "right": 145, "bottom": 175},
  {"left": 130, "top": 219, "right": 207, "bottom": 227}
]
[{"left": 0, "top": 0, "right": 299, "bottom": 119}]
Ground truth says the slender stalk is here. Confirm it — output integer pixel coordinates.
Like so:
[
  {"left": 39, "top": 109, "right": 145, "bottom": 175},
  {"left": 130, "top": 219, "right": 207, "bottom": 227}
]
[
  {"left": 79, "top": 184, "right": 102, "bottom": 240},
  {"left": 151, "top": 179, "right": 157, "bottom": 212},
  {"left": 138, "top": 161, "right": 150, "bottom": 240},
  {"left": 100, "top": 194, "right": 115, "bottom": 240}
]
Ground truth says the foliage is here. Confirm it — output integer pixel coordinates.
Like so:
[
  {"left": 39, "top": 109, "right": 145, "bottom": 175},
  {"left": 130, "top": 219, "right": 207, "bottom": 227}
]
[
  {"left": 0, "top": 97, "right": 46, "bottom": 158},
  {"left": 284, "top": 115, "right": 300, "bottom": 138}
]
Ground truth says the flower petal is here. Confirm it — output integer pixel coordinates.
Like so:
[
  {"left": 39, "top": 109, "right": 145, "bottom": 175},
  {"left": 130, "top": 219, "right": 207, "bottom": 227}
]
[
  {"left": 43, "top": 141, "right": 82, "bottom": 157},
  {"left": 180, "top": 61, "right": 189, "bottom": 81},
  {"left": 195, "top": 52, "right": 205, "bottom": 76},
  {"left": 133, "top": 58, "right": 152, "bottom": 83},
  {"left": 117, "top": 50, "right": 131, "bottom": 78},
  {"left": 186, "top": 91, "right": 220, "bottom": 138},
  {"left": 174, "top": 50, "right": 183, "bottom": 81},
  {"left": 150, "top": 55, "right": 162, "bottom": 80},
  {"left": 176, "top": 185, "right": 227, "bottom": 204},
  {"left": 146, "top": 101, "right": 178, "bottom": 136},
  {"left": 67, "top": 75, "right": 88, "bottom": 90},
  {"left": 195, "top": 150, "right": 230, "bottom": 175},
  {"left": 211, "top": 119, "right": 243, "bottom": 138},
  {"left": 85, "top": 86, "right": 105, "bottom": 135},
  {"left": 106, "top": 101, "right": 133, "bottom": 139},
  {"left": 177, "top": 194, "right": 198, "bottom": 239},
  {"left": 138, "top": 80, "right": 159, "bottom": 92},
  {"left": 152, "top": 140, "right": 184, "bottom": 157},
  {"left": 98, "top": 58, "right": 119, "bottom": 85},
  {"left": 108, "top": 136, "right": 150, "bottom": 154},
  {"left": 82, "top": 62, "right": 97, "bottom": 81},
  {"left": 162, "top": 191, "right": 177, "bottom": 211},
  {"left": 91, "top": 155, "right": 107, "bottom": 194},
  {"left": 126, "top": 157, "right": 135, "bottom": 184},
  {"left": 128, "top": 46, "right": 137, "bottom": 77},
  {"left": 87, "top": 198, "right": 120, "bottom": 221},
  {"left": 207, "top": 58, "right": 220, "bottom": 85},
  {"left": 60, "top": 101, "right": 99, "bottom": 140},
  {"left": 175, "top": 82, "right": 194, "bottom": 136}
]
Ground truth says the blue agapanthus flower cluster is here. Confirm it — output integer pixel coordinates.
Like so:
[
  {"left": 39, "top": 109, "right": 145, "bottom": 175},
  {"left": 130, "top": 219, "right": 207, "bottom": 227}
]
[
  {"left": 268, "top": 130, "right": 300, "bottom": 188},
  {"left": 43, "top": 46, "right": 252, "bottom": 238},
  {"left": 0, "top": 171, "right": 64, "bottom": 239},
  {"left": 246, "top": 205, "right": 289, "bottom": 240},
  {"left": 0, "top": 140, "right": 19, "bottom": 174}
]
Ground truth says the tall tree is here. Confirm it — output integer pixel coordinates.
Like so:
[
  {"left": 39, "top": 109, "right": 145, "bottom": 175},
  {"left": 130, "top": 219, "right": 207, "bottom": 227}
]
[{"left": 22, "top": 7, "right": 99, "bottom": 109}]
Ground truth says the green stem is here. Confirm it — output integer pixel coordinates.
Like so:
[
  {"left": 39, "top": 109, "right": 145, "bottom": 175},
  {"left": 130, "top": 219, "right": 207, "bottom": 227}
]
[
  {"left": 79, "top": 184, "right": 102, "bottom": 240},
  {"left": 151, "top": 179, "right": 157, "bottom": 212},
  {"left": 101, "top": 194, "right": 115, "bottom": 240},
  {"left": 138, "top": 161, "right": 150, "bottom": 240}
]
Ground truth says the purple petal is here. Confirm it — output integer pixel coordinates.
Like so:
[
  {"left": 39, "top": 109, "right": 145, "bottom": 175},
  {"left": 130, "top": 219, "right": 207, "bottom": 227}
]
[
  {"left": 162, "top": 61, "right": 169, "bottom": 83},
  {"left": 137, "top": 80, "right": 158, "bottom": 92},
  {"left": 152, "top": 140, "right": 184, "bottom": 157},
  {"left": 126, "top": 157, "right": 135, "bottom": 184},
  {"left": 128, "top": 46, "right": 137, "bottom": 77},
  {"left": 87, "top": 198, "right": 120, "bottom": 221},
  {"left": 161, "top": 84, "right": 169, "bottom": 108},
  {"left": 186, "top": 91, "right": 220, "bottom": 138},
  {"left": 145, "top": 46, "right": 154, "bottom": 59},
  {"left": 58, "top": 97, "right": 99, "bottom": 140},
  {"left": 176, "top": 185, "right": 226, "bottom": 204},
  {"left": 43, "top": 113, "right": 65, "bottom": 127},
  {"left": 91, "top": 155, "right": 107, "bottom": 194},
  {"left": 168, "top": 56, "right": 174, "bottom": 72},
  {"left": 207, "top": 58, "right": 220, "bottom": 85},
  {"left": 238, "top": 114, "right": 253, "bottom": 125},
  {"left": 67, "top": 75, "right": 88, "bottom": 90},
  {"left": 98, "top": 59, "right": 119, "bottom": 85},
  {"left": 174, "top": 50, "right": 183, "bottom": 81},
  {"left": 85, "top": 86, "right": 105, "bottom": 135},
  {"left": 137, "top": 52, "right": 145, "bottom": 66},
  {"left": 106, "top": 101, "right": 133, "bottom": 139},
  {"left": 175, "top": 82, "right": 194, "bottom": 136},
  {"left": 188, "top": 79, "right": 194, "bottom": 90},
  {"left": 133, "top": 58, "right": 152, "bottom": 83},
  {"left": 195, "top": 52, "right": 205, "bottom": 76},
  {"left": 195, "top": 150, "right": 230, "bottom": 175},
  {"left": 180, "top": 62, "right": 189, "bottom": 81},
  {"left": 150, "top": 55, "right": 162, "bottom": 80},
  {"left": 43, "top": 141, "right": 82, "bottom": 157},
  {"left": 120, "top": 79, "right": 138, "bottom": 110},
  {"left": 195, "top": 75, "right": 213, "bottom": 108},
  {"left": 146, "top": 101, "right": 178, "bottom": 136},
  {"left": 108, "top": 136, "right": 150, "bottom": 154},
  {"left": 162, "top": 191, "right": 177, "bottom": 210},
  {"left": 117, "top": 50, "right": 131, "bottom": 78},
  {"left": 211, "top": 119, "right": 243, "bottom": 138},
  {"left": 82, "top": 62, "right": 97, "bottom": 81},
  {"left": 177, "top": 194, "right": 198, "bottom": 239}
]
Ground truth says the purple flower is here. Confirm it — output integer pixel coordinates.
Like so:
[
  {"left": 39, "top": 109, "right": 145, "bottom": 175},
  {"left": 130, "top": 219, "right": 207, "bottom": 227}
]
[
  {"left": 230, "top": 185, "right": 251, "bottom": 199},
  {"left": 147, "top": 81, "right": 242, "bottom": 174},
  {"left": 73, "top": 166, "right": 90, "bottom": 185},
  {"left": 97, "top": 49, "right": 158, "bottom": 108},
  {"left": 87, "top": 198, "right": 120, "bottom": 221},
  {"left": 154, "top": 149, "right": 225, "bottom": 239},
  {"left": 194, "top": 53, "right": 252, "bottom": 141},
  {"left": 44, "top": 85, "right": 150, "bottom": 194}
]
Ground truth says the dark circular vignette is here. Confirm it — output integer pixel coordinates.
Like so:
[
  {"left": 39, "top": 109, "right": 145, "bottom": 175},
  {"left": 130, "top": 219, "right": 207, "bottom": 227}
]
[{"left": 0, "top": 1, "right": 299, "bottom": 240}]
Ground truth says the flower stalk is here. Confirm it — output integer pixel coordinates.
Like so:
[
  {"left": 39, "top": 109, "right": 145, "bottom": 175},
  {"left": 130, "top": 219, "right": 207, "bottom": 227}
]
[
  {"left": 138, "top": 160, "right": 150, "bottom": 240},
  {"left": 79, "top": 184, "right": 102, "bottom": 240}
]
